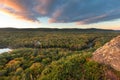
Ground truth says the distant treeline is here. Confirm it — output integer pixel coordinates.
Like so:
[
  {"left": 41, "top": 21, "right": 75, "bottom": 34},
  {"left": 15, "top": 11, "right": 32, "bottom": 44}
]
[{"left": 0, "top": 28, "right": 118, "bottom": 32}]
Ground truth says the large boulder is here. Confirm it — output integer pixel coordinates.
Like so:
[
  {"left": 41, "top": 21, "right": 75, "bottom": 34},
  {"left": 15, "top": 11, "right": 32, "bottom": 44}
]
[{"left": 92, "top": 35, "right": 120, "bottom": 71}]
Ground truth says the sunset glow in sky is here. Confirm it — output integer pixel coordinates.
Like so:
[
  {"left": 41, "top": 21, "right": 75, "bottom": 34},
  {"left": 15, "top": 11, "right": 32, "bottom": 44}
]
[{"left": 0, "top": 0, "right": 120, "bottom": 30}]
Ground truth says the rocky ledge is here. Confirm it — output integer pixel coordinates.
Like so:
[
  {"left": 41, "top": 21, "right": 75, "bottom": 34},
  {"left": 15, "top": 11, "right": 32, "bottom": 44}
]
[{"left": 92, "top": 35, "right": 120, "bottom": 71}]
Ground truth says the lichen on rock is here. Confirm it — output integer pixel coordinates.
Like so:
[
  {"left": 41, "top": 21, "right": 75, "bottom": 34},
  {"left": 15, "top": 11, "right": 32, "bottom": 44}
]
[{"left": 92, "top": 35, "right": 120, "bottom": 71}]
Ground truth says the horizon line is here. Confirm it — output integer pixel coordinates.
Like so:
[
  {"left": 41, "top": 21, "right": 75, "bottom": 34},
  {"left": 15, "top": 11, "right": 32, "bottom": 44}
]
[{"left": 0, "top": 27, "right": 119, "bottom": 31}]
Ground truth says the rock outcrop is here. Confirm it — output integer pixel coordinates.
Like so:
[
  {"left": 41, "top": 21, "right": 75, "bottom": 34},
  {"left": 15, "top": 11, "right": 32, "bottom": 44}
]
[{"left": 92, "top": 35, "right": 120, "bottom": 71}]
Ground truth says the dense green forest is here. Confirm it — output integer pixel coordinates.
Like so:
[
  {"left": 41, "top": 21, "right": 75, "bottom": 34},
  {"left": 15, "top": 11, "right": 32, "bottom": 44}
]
[{"left": 0, "top": 28, "right": 120, "bottom": 80}]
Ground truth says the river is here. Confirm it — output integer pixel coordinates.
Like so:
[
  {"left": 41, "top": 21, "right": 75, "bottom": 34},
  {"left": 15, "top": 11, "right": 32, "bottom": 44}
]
[{"left": 0, "top": 48, "right": 12, "bottom": 54}]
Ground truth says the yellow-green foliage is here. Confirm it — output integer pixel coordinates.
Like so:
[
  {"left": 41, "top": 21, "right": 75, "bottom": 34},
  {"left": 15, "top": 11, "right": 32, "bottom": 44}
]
[{"left": 0, "top": 30, "right": 119, "bottom": 80}]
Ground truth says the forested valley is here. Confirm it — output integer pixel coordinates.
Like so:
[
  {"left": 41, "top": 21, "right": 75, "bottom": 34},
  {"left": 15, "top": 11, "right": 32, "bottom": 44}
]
[{"left": 0, "top": 28, "right": 120, "bottom": 80}]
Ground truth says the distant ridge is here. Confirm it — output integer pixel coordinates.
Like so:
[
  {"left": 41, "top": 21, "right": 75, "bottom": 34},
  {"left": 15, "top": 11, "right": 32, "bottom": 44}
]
[{"left": 0, "top": 28, "right": 117, "bottom": 32}]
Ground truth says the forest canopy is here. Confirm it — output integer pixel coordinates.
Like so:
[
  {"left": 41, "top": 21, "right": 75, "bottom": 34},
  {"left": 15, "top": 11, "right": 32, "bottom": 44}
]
[{"left": 0, "top": 28, "right": 120, "bottom": 80}]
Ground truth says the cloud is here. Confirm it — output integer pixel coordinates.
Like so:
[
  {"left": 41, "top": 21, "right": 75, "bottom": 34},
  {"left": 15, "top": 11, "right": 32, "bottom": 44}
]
[
  {"left": 0, "top": 0, "right": 120, "bottom": 24},
  {"left": 0, "top": 0, "right": 38, "bottom": 22}
]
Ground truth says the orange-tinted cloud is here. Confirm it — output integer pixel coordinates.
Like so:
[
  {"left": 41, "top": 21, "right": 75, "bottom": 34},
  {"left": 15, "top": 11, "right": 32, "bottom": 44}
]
[
  {"left": 48, "top": 9, "right": 63, "bottom": 23},
  {"left": 35, "top": 5, "right": 48, "bottom": 15},
  {"left": 0, "top": 8, "right": 37, "bottom": 22},
  {"left": 0, "top": 0, "right": 39, "bottom": 22},
  {"left": 48, "top": 18, "right": 56, "bottom": 23},
  {"left": 76, "top": 14, "right": 108, "bottom": 25},
  {"left": 35, "top": 0, "right": 54, "bottom": 15},
  {"left": 1, "top": 0, "right": 25, "bottom": 12},
  {"left": 0, "top": 0, "right": 56, "bottom": 22},
  {"left": 76, "top": 21, "right": 86, "bottom": 25}
]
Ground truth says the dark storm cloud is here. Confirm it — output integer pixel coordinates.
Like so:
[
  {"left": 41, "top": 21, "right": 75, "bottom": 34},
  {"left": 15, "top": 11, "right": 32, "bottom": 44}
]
[{"left": 0, "top": 0, "right": 120, "bottom": 24}]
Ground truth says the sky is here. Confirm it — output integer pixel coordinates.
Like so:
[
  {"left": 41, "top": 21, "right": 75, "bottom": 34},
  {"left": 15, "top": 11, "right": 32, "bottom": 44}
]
[{"left": 0, "top": 0, "right": 120, "bottom": 30}]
